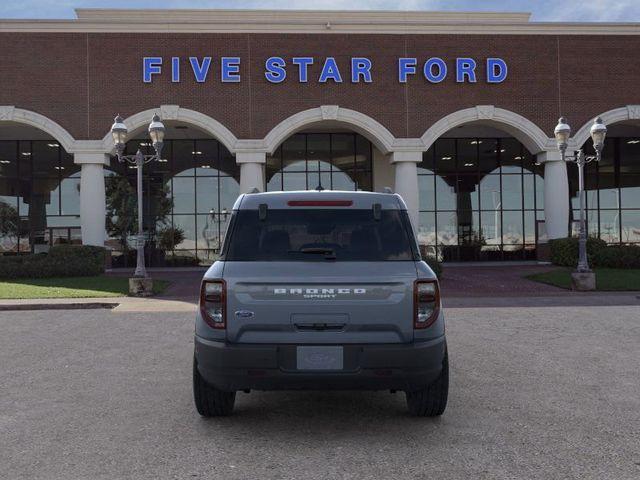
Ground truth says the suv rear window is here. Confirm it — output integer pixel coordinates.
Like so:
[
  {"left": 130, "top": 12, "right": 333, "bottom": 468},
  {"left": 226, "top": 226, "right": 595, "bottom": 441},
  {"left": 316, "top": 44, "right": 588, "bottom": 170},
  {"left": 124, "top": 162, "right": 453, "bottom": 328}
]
[{"left": 223, "top": 209, "right": 418, "bottom": 261}]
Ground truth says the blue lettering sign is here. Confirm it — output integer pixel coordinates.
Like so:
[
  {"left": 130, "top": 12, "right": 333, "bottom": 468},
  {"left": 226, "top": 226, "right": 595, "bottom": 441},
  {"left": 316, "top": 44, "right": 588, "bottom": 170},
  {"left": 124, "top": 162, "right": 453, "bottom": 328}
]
[
  {"left": 424, "top": 57, "right": 447, "bottom": 83},
  {"left": 351, "top": 57, "right": 372, "bottom": 83},
  {"left": 292, "top": 57, "right": 314, "bottom": 82},
  {"left": 143, "top": 57, "right": 162, "bottom": 83},
  {"left": 171, "top": 57, "right": 180, "bottom": 83},
  {"left": 221, "top": 57, "right": 241, "bottom": 83},
  {"left": 189, "top": 57, "right": 211, "bottom": 83},
  {"left": 142, "top": 55, "right": 508, "bottom": 85},
  {"left": 487, "top": 58, "right": 508, "bottom": 83},
  {"left": 265, "top": 56, "right": 287, "bottom": 83},
  {"left": 398, "top": 58, "right": 417, "bottom": 83},
  {"left": 319, "top": 57, "right": 343, "bottom": 83},
  {"left": 456, "top": 58, "right": 477, "bottom": 83}
]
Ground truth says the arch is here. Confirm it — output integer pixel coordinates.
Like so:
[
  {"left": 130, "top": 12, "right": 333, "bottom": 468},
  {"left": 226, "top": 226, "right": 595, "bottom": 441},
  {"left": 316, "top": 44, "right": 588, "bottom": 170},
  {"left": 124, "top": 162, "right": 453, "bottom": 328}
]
[
  {"left": 263, "top": 106, "right": 396, "bottom": 155},
  {"left": 0, "top": 106, "right": 76, "bottom": 153},
  {"left": 420, "top": 106, "right": 553, "bottom": 154},
  {"left": 572, "top": 105, "right": 640, "bottom": 148},
  {"left": 100, "top": 105, "right": 239, "bottom": 155}
]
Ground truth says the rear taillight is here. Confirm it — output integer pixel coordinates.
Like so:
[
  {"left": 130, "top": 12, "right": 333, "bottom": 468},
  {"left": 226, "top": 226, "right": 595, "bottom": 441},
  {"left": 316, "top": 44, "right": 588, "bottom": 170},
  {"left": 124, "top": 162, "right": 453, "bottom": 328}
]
[
  {"left": 414, "top": 280, "right": 440, "bottom": 329},
  {"left": 200, "top": 280, "right": 226, "bottom": 329}
]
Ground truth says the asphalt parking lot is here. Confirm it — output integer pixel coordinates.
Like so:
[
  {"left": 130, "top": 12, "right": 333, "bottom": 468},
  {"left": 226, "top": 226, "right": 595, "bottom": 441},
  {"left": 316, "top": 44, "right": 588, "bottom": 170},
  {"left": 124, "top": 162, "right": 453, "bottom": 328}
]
[{"left": 1, "top": 304, "right": 639, "bottom": 479}]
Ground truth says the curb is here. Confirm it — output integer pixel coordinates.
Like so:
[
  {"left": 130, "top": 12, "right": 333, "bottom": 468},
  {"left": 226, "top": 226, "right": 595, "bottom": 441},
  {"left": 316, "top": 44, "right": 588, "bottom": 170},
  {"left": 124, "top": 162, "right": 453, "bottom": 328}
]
[{"left": 0, "top": 302, "right": 120, "bottom": 312}]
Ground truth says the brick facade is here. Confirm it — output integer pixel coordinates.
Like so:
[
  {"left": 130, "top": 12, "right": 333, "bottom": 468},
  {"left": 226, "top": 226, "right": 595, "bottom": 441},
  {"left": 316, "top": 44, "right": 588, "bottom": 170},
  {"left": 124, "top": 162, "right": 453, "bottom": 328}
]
[{"left": 1, "top": 31, "right": 639, "bottom": 142}]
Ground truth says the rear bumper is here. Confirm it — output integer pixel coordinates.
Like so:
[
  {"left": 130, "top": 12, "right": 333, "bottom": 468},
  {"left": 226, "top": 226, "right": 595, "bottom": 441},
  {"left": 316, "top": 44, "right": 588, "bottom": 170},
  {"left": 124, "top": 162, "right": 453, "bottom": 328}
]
[{"left": 194, "top": 335, "right": 446, "bottom": 392}]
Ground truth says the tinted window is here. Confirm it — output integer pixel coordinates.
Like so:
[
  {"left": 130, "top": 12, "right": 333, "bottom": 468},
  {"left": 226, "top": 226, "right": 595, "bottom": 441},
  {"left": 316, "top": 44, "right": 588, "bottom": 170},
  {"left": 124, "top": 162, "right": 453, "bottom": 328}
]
[{"left": 224, "top": 209, "right": 416, "bottom": 261}]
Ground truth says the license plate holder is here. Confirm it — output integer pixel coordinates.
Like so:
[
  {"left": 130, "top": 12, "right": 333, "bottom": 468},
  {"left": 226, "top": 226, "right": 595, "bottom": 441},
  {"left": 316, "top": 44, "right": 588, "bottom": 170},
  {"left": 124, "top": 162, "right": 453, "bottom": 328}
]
[{"left": 296, "top": 346, "right": 343, "bottom": 371}]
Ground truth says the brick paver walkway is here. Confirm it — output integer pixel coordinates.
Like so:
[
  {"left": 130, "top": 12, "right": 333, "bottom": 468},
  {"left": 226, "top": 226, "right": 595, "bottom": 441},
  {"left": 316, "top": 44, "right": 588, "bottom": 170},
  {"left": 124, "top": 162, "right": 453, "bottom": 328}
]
[
  {"left": 107, "top": 264, "right": 566, "bottom": 301},
  {"left": 439, "top": 265, "right": 565, "bottom": 297}
]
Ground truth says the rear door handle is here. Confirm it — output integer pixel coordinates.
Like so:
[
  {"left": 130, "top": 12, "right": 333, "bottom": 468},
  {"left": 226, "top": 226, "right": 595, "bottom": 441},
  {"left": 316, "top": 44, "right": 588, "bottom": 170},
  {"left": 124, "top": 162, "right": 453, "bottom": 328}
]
[{"left": 294, "top": 323, "right": 345, "bottom": 332}]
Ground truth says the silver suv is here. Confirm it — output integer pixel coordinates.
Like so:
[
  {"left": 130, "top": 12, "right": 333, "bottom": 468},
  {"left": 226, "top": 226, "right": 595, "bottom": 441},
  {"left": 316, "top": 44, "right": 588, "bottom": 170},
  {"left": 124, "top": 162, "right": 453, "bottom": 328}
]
[{"left": 193, "top": 190, "right": 448, "bottom": 416}]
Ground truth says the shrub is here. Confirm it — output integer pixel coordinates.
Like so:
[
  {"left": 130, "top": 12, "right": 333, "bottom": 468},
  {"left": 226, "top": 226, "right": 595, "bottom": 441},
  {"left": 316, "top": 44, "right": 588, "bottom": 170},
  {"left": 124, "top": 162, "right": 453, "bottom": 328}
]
[
  {"left": 164, "top": 254, "right": 201, "bottom": 267},
  {"left": 593, "top": 245, "right": 640, "bottom": 269},
  {"left": 549, "top": 237, "right": 607, "bottom": 267},
  {"left": 0, "top": 245, "right": 106, "bottom": 279},
  {"left": 550, "top": 237, "right": 640, "bottom": 269},
  {"left": 157, "top": 226, "right": 185, "bottom": 252}
]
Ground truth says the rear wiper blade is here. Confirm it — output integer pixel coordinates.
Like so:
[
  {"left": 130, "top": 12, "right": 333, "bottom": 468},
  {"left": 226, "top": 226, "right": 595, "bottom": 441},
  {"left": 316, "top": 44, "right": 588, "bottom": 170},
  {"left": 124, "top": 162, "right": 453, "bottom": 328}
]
[{"left": 288, "top": 248, "right": 337, "bottom": 259}]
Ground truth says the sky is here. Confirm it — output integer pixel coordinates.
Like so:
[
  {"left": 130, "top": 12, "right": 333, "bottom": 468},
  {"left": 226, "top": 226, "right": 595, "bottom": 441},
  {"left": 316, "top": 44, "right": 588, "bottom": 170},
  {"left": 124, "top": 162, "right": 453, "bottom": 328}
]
[{"left": 1, "top": 0, "right": 640, "bottom": 22}]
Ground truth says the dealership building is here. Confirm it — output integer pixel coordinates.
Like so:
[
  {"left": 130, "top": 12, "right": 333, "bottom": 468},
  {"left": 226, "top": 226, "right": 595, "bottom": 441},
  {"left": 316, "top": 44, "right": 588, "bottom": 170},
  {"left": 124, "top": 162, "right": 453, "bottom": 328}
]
[{"left": 1, "top": 9, "right": 640, "bottom": 264}]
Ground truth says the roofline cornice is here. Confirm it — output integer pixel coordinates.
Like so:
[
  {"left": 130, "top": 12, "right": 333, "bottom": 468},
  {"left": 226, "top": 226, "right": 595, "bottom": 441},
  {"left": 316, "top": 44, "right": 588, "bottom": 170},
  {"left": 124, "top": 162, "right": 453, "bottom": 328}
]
[
  {"left": 75, "top": 8, "right": 533, "bottom": 23},
  {"left": 0, "top": 9, "right": 639, "bottom": 35}
]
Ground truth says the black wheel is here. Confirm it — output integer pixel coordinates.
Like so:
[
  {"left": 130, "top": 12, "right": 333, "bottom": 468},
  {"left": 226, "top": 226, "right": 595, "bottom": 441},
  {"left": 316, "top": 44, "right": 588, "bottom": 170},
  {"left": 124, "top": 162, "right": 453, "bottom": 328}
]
[
  {"left": 193, "top": 358, "right": 236, "bottom": 417},
  {"left": 405, "top": 349, "right": 449, "bottom": 417}
]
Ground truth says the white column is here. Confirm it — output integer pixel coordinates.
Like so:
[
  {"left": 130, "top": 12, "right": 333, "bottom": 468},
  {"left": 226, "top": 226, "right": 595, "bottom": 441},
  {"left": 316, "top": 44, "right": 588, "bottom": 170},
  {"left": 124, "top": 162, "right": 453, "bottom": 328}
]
[
  {"left": 237, "top": 151, "right": 266, "bottom": 193},
  {"left": 372, "top": 146, "right": 394, "bottom": 192},
  {"left": 75, "top": 153, "right": 109, "bottom": 246},
  {"left": 539, "top": 151, "right": 569, "bottom": 239},
  {"left": 391, "top": 151, "right": 421, "bottom": 229}
]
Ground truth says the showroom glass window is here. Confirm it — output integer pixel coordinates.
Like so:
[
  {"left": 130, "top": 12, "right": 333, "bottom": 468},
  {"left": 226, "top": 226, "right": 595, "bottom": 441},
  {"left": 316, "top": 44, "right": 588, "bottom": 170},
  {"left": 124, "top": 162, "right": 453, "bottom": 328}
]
[
  {"left": 266, "top": 133, "right": 373, "bottom": 192},
  {"left": 107, "top": 139, "right": 239, "bottom": 266},
  {"left": 569, "top": 137, "right": 640, "bottom": 244},
  {"left": 0, "top": 140, "right": 80, "bottom": 253},
  {"left": 418, "top": 138, "right": 545, "bottom": 261}
]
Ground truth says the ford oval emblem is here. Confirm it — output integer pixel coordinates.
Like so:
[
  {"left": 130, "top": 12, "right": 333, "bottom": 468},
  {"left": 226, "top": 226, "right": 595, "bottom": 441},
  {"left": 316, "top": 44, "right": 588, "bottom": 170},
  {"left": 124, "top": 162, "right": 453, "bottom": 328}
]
[{"left": 235, "top": 310, "right": 255, "bottom": 319}]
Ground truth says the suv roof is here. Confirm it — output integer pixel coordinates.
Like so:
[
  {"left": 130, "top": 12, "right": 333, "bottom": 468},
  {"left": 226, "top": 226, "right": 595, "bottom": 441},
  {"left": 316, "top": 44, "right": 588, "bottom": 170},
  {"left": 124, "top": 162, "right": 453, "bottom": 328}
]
[{"left": 234, "top": 190, "right": 407, "bottom": 210}]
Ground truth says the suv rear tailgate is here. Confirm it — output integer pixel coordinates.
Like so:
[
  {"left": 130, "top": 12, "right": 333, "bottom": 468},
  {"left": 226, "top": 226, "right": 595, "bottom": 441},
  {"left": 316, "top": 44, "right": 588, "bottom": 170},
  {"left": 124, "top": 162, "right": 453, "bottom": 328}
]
[{"left": 221, "top": 261, "right": 417, "bottom": 344}]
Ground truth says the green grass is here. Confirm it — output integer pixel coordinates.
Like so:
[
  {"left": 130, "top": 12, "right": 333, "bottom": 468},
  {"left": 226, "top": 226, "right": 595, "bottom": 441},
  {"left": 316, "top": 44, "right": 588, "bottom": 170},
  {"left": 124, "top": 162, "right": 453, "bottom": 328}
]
[
  {"left": 526, "top": 268, "right": 640, "bottom": 291},
  {"left": 0, "top": 276, "right": 170, "bottom": 299}
]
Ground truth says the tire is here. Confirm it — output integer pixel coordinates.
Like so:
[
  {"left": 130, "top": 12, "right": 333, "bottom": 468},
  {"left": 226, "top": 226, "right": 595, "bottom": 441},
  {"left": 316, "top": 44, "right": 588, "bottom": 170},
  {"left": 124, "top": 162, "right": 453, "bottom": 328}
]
[
  {"left": 405, "top": 349, "right": 449, "bottom": 417},
  {"left": 193, "top": 358, "right": 236, "bottom": 417}
]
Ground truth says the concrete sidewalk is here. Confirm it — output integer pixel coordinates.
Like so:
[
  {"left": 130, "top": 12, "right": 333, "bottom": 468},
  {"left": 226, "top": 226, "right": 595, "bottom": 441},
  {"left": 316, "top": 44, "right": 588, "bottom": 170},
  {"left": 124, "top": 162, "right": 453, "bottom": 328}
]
[{"left": 0, "top": 295, "right": 197, "bottom": 313}]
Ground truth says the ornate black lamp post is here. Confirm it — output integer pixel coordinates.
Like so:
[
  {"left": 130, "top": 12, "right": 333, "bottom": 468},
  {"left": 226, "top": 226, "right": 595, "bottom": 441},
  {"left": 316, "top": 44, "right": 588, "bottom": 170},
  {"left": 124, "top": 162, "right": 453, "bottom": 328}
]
[
  {"left": 110, "top": 114, "right": 165, "bottom": 293},
  {"left": 553, "top": 116, "right": 607, "bottom": 289}
]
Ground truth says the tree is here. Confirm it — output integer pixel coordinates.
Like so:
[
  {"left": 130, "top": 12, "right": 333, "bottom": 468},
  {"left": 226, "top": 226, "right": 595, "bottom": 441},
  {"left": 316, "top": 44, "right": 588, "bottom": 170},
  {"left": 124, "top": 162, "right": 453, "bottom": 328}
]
[
  {"left": 105, "top": 175, "right": 173, "bottom": 252},
  {"left": 0, "top": 201, "right": 21, "bottom": 250}
]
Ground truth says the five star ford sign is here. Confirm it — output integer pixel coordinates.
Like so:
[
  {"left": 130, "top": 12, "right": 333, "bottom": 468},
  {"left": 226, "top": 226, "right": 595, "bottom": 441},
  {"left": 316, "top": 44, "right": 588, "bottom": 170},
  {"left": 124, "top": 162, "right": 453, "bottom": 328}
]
[{"left": 142, "top": 56, "right": 508, "bottom": 84}]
